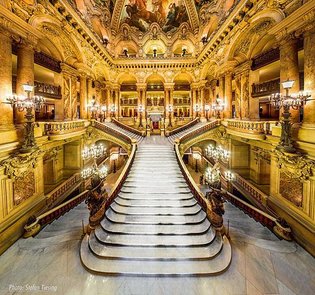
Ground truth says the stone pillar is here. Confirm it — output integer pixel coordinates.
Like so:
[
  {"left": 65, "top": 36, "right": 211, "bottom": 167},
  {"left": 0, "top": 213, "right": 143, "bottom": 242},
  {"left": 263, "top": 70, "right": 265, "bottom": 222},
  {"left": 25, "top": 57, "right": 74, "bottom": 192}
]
[
  {"left": 241, "top": 70, "right": 250, "bottom": 119},
  {"left": 210, "top": 80, "right": 217, "bottom": 118},
  {"left": 218, "top": 75, "right": 224, "bottom": 99},
  {"left": 79, "top": 75, "right": 87, "bottom": 119},
  {"left": 191, "top": 84, "right": 198, "bottom": 118},
  {"left": 165, "top": 83, "right": 174, "bottom": 123},
  {"left": 105, "top": 84, "right": 111, "bottom": 119},
  {"left": 298, "top": 25, "right": 315, "bottom": 143},
  {"left": 279, "top": 35, "right": 300, "bottom": 122},
  {"left": 0, "top": 28, "right": 13, "bottom": 128},
  {"left": 224, "top": 72, "right": 233, "bottom": 119},
  {"left": 234, "top": 74, "right": 241, "bottom": 119},
  {"left": 61, "top": 64, "right": 78, "bottom": 120},
  {"left": 16, "top": 40, "right": 35, "bottom": 124}
]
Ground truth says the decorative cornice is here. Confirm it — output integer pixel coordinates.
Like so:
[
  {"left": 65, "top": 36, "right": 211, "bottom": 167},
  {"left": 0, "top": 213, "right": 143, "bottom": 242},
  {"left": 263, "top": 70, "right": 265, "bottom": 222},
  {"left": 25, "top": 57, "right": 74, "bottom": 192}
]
[
  {"left": 275, "top": 150, "right": 315, "bottom": 181},
  {"left": 1, "top": 149, "right": 43, "bottom": 179}
]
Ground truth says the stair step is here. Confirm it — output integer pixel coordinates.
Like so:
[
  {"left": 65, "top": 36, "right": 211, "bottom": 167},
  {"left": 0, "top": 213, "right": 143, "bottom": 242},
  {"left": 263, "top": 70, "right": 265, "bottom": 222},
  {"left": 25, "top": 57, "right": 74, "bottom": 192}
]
[
  {"left": 118, "top": 192, "right": 193, "bottom": 200},
  {"left": 115, "top": 197, "right": 197, "bottom": 207},
  {"left": 100, "top": 217, "right": 211, "bottom": 235},
  {"left": 94, "top": 226, "right": 215, "bottom": 247},
  {"left": 121, "top": 187, "right": 191, "bottom": 194},
  {"left": 110, "top": 202, "right": 201, "bottom": 216},
  {"left": 81, "top": 235, "right": 231, "bottom": 276},
  {"left": 89, "top": 231, "right": 223, "bottom": 260},
  {"left": 106, "top": 208, "right": 206, "bottom": 224}
]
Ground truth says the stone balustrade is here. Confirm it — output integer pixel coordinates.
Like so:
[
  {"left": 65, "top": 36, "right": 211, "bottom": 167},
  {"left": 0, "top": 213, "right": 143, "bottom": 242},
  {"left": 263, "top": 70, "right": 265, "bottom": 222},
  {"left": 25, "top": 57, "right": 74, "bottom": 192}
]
[
  {"left": 41, "top": 120, "right": 88, "bottom": 135},
  {"left": 46, "top": 173, "right": 81, "bottom": 208},
  {"left": 233, "top": 173, "right": 268, "bottom": 207},
  {"left": 226, "top": 119, "right": 278, "bottom": 135}
]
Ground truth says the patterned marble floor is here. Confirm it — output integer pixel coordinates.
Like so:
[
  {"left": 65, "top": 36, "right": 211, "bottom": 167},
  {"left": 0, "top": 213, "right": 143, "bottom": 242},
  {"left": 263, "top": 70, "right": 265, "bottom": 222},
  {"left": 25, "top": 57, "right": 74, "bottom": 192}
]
[{"left": 0, "top": 136, "right": 314, "bottom": 294}]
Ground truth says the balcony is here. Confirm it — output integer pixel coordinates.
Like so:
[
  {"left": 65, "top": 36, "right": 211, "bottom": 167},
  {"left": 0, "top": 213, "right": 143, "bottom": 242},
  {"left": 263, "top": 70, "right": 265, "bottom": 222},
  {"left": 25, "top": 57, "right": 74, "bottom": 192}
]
[
  {"left": 226, "top": 119, "right": 278, "bottom": 139},
  {"left": 251, "top": 79, "right": 280, "bottom": 98}
]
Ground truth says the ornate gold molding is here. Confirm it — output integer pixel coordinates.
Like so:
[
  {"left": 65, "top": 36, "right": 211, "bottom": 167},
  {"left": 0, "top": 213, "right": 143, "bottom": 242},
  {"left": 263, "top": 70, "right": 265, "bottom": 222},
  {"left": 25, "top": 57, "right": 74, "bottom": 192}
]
[
  {"left": 1, "top": 149, "right": 43, "bottom": 179},
  {"left": 274, "top": 150, "right": 315, "bottom": 181}
]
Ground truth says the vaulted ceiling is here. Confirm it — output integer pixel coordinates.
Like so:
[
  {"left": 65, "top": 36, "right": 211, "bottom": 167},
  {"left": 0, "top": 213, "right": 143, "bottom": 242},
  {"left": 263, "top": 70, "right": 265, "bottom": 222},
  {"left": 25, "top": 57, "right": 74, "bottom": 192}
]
[{"left": 70, "top": 0, "right": 236, "bottom": 56}]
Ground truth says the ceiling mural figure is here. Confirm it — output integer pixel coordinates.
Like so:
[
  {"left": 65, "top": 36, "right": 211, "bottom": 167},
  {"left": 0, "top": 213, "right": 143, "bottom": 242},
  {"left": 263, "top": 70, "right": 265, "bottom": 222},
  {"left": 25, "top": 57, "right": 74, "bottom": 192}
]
[{"left": 121, "top": 0, "right": 189, "bottom": 33}]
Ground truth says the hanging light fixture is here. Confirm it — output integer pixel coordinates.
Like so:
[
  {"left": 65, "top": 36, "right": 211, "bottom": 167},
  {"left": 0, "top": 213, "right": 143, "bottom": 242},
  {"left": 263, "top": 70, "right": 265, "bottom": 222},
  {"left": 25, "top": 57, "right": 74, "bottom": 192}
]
[{"left": 205, "top": 144, "right": 230, "bottom": 163}]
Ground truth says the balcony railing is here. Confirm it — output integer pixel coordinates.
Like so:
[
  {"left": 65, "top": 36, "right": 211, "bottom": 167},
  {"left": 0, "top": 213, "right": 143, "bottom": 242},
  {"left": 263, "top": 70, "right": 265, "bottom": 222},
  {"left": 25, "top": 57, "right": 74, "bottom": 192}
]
[
  {"left": 111, "top": 118, "right": 146, "bottom": 137},
  {"left": 46, "top": 173, "right": 81, "bottom": 208},
  {"left": 226, "top": 119, "right": 278, "bottom": 135},
  {"left": 180, "top": 120, "right": 220, "bottom": 143},
  {"left": 42, "top": 120, "right": 87, "bottom": 135},
  {"left": 166, "top": 117, "right": 199, "bottom": 137},
  {"left": 35, "top": 81, "right": 62, "bottom": 99},
  {"left": 251, "top": 78, "right": 280, "bottom": 97}
]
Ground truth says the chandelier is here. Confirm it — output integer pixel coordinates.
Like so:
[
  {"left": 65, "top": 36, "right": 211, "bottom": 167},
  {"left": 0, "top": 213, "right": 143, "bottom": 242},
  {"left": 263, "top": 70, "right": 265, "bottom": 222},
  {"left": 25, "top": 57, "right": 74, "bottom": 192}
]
[
  {"left": 212, "top": 95, "right": 224, "bottom": 119},
  {"left": 205, "top": 144, "right": 230, "bottom": 163},
  {"left": 81, "top": 143, "right": 107, "bottom": 180},
  {"left": 270, "top": 79, "right": 311, "bottom": 153},
  {"left": 82, "top": 144, "right": 106, "bottom": 160},
  {"left": 6, "top": 83, "right": 45, "bottom": 153}
]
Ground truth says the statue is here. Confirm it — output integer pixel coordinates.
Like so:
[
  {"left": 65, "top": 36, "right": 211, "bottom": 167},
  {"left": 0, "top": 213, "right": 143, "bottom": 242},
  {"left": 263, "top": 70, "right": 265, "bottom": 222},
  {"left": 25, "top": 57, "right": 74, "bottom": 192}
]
[{"left": 206, "top": 188, "right": 225, "bottom": 230}]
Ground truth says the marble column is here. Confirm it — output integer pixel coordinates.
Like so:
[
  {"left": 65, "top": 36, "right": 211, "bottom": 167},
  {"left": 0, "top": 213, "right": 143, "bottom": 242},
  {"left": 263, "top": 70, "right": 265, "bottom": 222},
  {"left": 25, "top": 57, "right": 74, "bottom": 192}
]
[
  {"left": 200, "top": 86, "right": 205, "bottom": 118},
  {"left": 79, "top": 75, "right": 87, "bottom": 119},
  {"left": 16, "top": 40, "right": 35, "bottom": 124},
  {"left": 0, "top": 29, "right": 13, "bottom": 128},
  {"left": 279, "top": 35, "right": 300, "bottom": 122},
  {"left": 191, "top": 85, "right": 198, "bottom": 118},
  {"left": 240, "top": 70, "right": 250, "bottom": 119},
  {"left": 218, "top": 76, "right": 224, "bottom": 99},
  {"left": 235, "top": 74, "right": 241, "bottom": 119},
  {"left": 298, "top": 26, "right": 315, "bottom": 144},
  {"left": 224, "top": 72, "right": 233, "bottom": 119},
  {"left": 105, "top": 85, "right": 111, "bottom": 119}
]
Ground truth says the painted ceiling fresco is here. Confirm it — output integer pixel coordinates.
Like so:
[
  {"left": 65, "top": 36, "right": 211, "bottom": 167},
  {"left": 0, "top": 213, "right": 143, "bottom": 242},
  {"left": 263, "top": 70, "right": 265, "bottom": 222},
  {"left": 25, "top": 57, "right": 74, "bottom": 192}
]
[
  {"left": 70, "top": 0, "right": 236, "bottom": 38},
  {"left": 120, "top": 0, "right": 188, "bottom": 33}
]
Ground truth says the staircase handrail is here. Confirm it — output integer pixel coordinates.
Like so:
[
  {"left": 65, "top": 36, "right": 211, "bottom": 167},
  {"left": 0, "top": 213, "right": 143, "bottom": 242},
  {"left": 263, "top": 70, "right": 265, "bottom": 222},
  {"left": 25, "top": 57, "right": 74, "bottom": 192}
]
[
  {"left": 166, "top": 117, "right": 200, "bottom": 137},
  {"left": 104, "top": 142, "right": 137, "bottom": 211},
  {"left": 93, "top": 121, "right": 132, "bottom": 145},
  {"left": 111, "top": 118, "right": 146, "bottom": 137},
  {"left": 179, "top": 120, "right": 220, "bottom": 143}
]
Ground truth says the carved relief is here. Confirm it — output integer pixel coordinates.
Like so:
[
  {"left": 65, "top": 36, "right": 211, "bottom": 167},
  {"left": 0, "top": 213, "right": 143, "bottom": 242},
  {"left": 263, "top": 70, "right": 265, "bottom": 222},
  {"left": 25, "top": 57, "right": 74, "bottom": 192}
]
[
  {"left": 1, "top": 150, "right": 42, "bottom": 180},
  {"left": 234, "top": 74, "right": 241, "bottom": 119},
  {"left": 13, "top": 171, "right": 35, "bottom": 206},
  {"left": 279, "top": 171, "right": 303, "bottom": 207},
  {"left": 275, "top": 150, "right": 315, "bottom": 181},
  {"left": 241, "top": 71, "right": 249, "bottom": 119}
]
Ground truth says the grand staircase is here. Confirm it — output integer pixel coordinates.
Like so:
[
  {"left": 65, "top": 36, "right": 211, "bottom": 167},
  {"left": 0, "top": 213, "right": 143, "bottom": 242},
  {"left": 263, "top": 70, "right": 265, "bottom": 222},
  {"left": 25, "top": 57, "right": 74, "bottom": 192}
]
[
  {"left": 80, "top": 138, "right": 231, "bottom": 276},
  {"left": 167, "top": 122, "right": 208, "bottom": 144},
  {"left": 105, "top": 121, "right": 144, "bottom": 143}
]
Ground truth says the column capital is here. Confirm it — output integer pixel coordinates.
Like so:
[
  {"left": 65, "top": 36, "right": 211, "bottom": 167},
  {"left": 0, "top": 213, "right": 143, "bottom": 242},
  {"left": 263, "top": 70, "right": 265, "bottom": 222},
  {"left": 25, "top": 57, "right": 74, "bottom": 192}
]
[
  {"left": 60, "top": 63, "right": 78, "bottom": 77},
  {"left": 164, "top": 82, "right": 175, "bottom": 90},
  {"left": 136, "top": 83, "right": 147, "bottom": 91},
  {"left": 235, "top": 60, "right": 251, "bottom": 75}
]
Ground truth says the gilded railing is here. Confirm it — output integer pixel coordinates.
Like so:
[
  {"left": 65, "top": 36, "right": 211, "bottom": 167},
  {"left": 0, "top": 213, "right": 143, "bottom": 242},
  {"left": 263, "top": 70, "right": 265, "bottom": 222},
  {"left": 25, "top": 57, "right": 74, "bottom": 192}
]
[
  {"left": 226, "top": 119, "right": 278, "bottom": 135},
  {"left": 251, "top": 78, "right": 280, "bottom": 97},
  {"left": 175, "top": 143, "right": 209, "bottom": 212},
  {"left": 93, "top": 121, "right": 132, "bottom": 145},
  {"left": 166, "top": 117, "right": 199, "bottom": 137},
  {"left": 111, "top": 118, "right": 146, "bottom": 137},
  {"left": 41, "top": 120, "right": 87, "bottom": 135},
  {"left": 179, "top": 120, "right": 220, "bottom": 143}
]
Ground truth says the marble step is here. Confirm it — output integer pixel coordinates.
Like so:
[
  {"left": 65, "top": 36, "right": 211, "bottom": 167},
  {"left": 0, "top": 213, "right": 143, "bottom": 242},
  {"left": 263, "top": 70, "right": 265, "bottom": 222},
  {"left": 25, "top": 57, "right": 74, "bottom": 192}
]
[
  {"left": 122, "top": 183, "right": 189, "bottom": 190},
  {"left": 118, "top": 192, "right": 194, "bottom": 201},
  {"left": 89, "top": 232, "right": 223, "bottom": 260},
  {"left": 120, "top": 187, "right": 191, "bottom": 194},
  {"left": 124, "top": 178, "right": 187, "bottom": 184},
  {"left": 81, "top": 235, "right": 231, "bottom": 276},
  {"left": 110, "top": 202, "right": 201, "bottom": 216},
  {"left": 94, "top": 226, "right": 215, "bottom": 247},
  {"left": 114, "top": 197, "right": 197, "bottom": 207},
  {"left": 106, "top": 208, "right": 206, "bottom": 225},
  {"left": 100, "top": 217, "right": 211, "bottom": 235}
]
